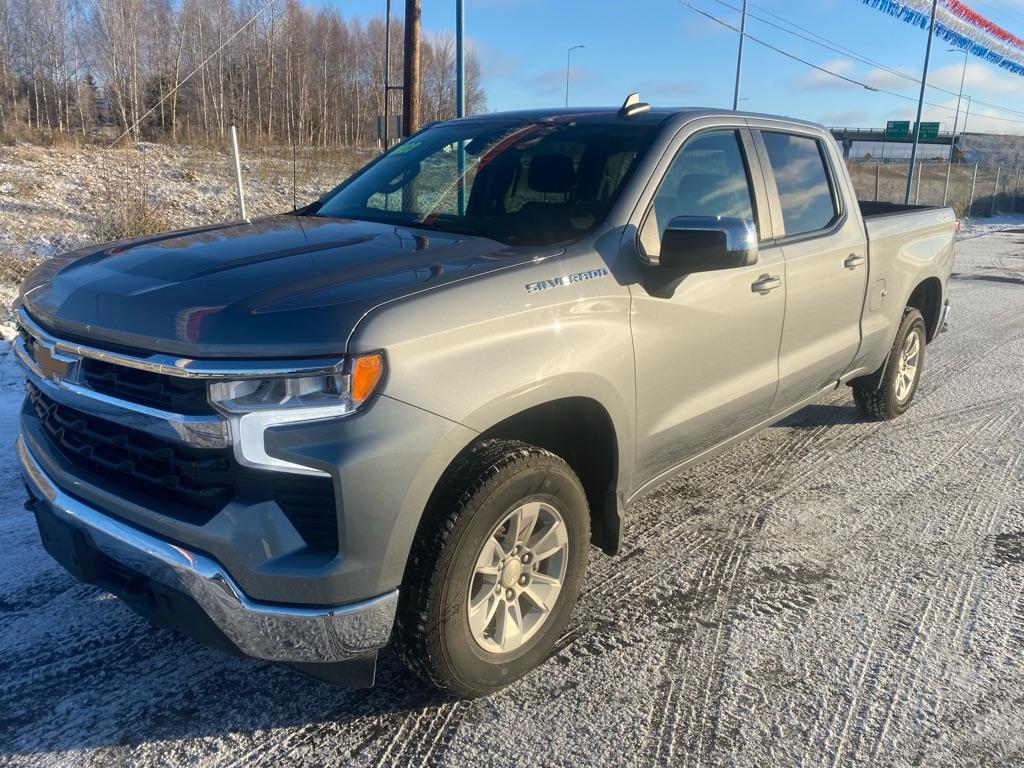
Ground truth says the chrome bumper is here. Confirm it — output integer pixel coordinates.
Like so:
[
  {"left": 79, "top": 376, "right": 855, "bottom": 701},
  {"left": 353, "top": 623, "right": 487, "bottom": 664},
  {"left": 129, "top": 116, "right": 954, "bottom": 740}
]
[{"left": 17, "top": 435, "right": 397, "bottom": 664}]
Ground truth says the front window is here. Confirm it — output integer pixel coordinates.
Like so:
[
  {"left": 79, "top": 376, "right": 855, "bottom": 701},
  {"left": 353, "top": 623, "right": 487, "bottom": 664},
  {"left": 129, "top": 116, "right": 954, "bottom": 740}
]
[
  {"left": 639, "top": 129, "right": 757, "bottom": 258},
  {"left": 311, "top": 119, "right": 659, "bottom": 246}
]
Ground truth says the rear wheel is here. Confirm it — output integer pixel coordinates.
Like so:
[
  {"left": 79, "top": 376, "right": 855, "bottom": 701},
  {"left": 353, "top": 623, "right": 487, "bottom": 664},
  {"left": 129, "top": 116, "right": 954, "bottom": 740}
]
[
  {"left": 852, "top": 307, "right": 926, "bottom": 421},
  {"left": 395, "top": 439, "right": 590, "bottom": 698}
]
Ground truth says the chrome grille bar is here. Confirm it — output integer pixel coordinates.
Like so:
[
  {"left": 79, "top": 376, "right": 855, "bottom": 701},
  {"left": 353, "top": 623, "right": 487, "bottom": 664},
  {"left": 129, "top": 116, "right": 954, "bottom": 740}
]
[{"left": 16, "top": 306, "right": 343, "bottom": 379}]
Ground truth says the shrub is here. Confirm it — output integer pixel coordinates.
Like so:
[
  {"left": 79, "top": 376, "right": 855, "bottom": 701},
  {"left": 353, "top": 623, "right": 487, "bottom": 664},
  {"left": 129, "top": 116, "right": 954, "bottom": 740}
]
[{"left": 89, "top": 148, "right": 180, "bottom": 242}]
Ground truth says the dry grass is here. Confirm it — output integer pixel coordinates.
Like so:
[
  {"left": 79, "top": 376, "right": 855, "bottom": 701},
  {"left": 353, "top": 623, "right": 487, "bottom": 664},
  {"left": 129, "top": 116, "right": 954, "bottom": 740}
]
[
  {"left": 0, "top": 251, "right": 41, "bottom": 288},
  {"left": 87, "top": 149, "right": 185, "bottom": 242},
  {"left": 89, "top": 198, "right": 180, "bottom": 243}
]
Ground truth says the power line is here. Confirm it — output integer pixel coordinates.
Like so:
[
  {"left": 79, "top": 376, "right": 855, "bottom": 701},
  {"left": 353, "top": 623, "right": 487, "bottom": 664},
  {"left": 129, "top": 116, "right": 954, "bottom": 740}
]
[
  {"left": 108, "top": 0, "right": 279, "bottom": 147},
  {"left": 704, "top": 0, "right": 1024, "bottom": 122},
  {"left": 675, "top": 0, "right": 1024, "bottom": 126},
  {"left": 720, "top": 0, "right": 933, "bottom": 88},
  {"left": 741, "top": 0, "right": 1024, "bottom": 119}
]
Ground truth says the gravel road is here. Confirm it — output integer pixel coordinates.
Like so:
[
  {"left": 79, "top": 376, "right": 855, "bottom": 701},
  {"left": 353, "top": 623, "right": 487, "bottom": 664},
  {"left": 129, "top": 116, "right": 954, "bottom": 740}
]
[{"left": 2, "top": 228, "right": 1024, "bottom": 767}]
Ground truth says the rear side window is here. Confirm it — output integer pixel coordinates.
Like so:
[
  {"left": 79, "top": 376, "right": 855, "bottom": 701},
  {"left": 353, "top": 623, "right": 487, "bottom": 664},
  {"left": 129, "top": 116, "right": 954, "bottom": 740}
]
[{"left": 761, "top": 132, "right": 838, "bottom": 237}]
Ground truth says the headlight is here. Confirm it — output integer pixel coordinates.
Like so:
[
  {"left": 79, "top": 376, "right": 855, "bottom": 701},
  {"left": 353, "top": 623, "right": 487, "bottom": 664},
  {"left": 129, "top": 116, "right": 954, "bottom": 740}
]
[{"left": 208, "top": 352, "right": 384, "bottom": 415}]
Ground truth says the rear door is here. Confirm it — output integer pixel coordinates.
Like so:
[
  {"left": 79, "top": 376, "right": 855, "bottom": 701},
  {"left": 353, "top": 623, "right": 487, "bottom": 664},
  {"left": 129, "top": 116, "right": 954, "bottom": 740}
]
[
  {"left": 628, "top": 123, "right": 786, "bottom": 486},
  {"left": 750, "top": 125, "right": 868, "bottom": 410}
]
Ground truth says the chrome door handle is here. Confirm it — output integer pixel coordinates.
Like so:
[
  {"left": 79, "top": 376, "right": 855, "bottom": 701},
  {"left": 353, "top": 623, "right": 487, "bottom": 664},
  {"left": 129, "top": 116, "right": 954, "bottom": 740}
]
[
  {"left": 751, "top": 275, "right": 782, "bottom": 294},
  {"left": 844, "top": 253, "right": 866, "bottom": 269}
]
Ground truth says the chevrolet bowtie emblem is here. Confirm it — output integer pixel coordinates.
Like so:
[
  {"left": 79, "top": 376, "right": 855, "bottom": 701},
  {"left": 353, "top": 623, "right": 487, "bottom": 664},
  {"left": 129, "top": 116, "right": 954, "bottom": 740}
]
[{"left": 32, "top": 342, "right": 79, "bottom": 384}]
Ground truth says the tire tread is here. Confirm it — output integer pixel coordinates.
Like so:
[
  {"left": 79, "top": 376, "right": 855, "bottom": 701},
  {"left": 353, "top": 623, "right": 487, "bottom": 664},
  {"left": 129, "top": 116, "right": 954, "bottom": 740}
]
[
  {"left": 394, "top": 438, "right": 583, "bottom": 695},
  {"left": 851, "top": 307, "right": 925, "bottom": 421}
]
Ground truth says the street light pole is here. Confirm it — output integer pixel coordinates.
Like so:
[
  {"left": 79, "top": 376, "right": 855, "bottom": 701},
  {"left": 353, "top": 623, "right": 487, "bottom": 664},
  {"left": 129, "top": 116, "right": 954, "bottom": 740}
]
[
  {"left": 384, "top": 0, "right": 391, "bottom": 148},
  {"left": 732, "top": 0, "right": 748, "bottom": 110},
  {"left": 961, "top": 94, "right": 972, "bottom": 158},
  {"left": 905, "top": 0, "right": 938, "bottom": 205},
  {"left": 456, "top": 0, "right": 465, "bottom": 118},
  {"left": 566, "top": 45, "right": 584, "bottom": 107},
  {"left": 942, "top": 48, "right": 969, "bottom": 206},
  {"left": 948, "top": 48, "right": 968, "bottom": 163},
  {"left": 455, "top": 0, "right": 466, "bottom": 215}
]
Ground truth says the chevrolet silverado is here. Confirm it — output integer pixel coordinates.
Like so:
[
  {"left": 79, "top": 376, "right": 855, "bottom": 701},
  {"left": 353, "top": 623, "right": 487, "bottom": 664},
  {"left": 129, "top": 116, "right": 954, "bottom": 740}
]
[{"left": 15, "top": 97, "right": 953, "bottom": 697}]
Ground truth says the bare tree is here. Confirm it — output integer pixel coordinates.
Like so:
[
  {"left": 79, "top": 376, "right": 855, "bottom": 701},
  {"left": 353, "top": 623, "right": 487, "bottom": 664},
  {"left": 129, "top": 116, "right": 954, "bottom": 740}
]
[{"left": 0, "top": 0, "right": 487, "bottom": 145}]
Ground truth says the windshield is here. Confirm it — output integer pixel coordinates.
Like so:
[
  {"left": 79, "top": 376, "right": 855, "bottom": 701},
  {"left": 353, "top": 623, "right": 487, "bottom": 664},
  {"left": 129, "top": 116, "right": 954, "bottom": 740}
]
[{"left": 311, "top": 119, "right": 659, "bottom": 246}]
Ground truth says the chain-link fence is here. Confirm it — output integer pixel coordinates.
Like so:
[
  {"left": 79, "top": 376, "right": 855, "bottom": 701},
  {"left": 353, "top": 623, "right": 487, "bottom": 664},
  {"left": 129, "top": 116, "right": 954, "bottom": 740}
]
[
  {"left": 847, "top": 160, "right": 1024, "bottom": 220},
  {"left": 5, "top": 143, "right": 1024, "bottom": 325}
]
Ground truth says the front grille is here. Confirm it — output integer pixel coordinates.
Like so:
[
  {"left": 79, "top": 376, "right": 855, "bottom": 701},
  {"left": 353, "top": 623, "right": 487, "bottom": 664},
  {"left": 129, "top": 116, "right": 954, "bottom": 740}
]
[
  {"left": 27, "top": 383, "right": 338, "bottom": 549},
  {"left": 81, "top": 358, "right": 212, "bottom": 415},
  {"left": 18, "top": 324, "right": 213, "bottom": 415},
  {"left": 30, "top": 383, "right": 232, "bottom": 516}
]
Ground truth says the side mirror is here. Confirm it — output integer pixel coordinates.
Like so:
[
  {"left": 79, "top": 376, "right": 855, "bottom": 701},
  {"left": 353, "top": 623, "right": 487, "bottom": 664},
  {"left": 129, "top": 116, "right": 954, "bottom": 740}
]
[{"left": 659, "top": 216, "right": 758, "bottom": 273}]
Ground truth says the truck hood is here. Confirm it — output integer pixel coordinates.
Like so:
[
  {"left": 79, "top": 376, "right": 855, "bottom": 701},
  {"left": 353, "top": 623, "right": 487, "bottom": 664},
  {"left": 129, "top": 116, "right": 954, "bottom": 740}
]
[{"left": 20, "top": 215, "right": 552, "bottom": 358}]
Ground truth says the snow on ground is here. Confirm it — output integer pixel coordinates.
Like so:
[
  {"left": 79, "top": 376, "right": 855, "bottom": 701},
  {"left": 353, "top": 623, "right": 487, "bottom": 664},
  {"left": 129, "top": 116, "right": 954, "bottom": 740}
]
[
  {"left": 0, "top": 141, "right": 375, "bottom": 260},
  {"left": 1, "top": 228, "right": 1024, "bottom": 766},
  {"left": 958, "top": 213, "right": 1024, "bottom": 239},
  {"left": 0, "top": 141, "right": 374, "bottom": 335}
]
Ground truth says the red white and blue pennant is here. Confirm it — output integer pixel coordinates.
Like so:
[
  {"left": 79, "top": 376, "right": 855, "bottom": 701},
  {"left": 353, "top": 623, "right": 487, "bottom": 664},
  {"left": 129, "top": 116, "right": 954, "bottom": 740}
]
[{"left": 861, "top": 0, "right": 1024, "bottom": 76}]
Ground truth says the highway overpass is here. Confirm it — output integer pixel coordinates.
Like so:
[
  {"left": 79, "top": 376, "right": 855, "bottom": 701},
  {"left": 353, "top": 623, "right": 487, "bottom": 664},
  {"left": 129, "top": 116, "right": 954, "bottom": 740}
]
[{"left": 830, "top": 127, "right": 956, "bottom": 159}]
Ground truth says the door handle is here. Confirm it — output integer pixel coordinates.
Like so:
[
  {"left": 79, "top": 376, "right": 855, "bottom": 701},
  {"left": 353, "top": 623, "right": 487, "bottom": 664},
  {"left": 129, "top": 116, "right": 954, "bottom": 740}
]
[
  {"left": 844, "top": 253, "right": 866, "bottom": 269},
  {"left": 751, "top": 275, "right": 782, "bottom": 294}
]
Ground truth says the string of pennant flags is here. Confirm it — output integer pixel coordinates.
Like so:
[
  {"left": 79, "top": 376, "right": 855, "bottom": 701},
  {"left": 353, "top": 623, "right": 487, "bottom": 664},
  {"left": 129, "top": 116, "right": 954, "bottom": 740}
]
[{"left": 861, "top": 0, "right": 1024, "bottom": 76}]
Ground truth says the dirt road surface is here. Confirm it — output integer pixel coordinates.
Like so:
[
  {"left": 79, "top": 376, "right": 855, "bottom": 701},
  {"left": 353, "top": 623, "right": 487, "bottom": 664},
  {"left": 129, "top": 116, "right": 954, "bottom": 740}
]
[{"left": 2, "top": 228, "right": 1024, "bottom": 767}]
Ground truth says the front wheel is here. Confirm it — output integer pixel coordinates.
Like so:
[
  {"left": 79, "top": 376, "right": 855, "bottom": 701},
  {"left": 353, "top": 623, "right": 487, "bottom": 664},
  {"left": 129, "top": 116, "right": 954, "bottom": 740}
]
[
  {"left": 395, "top": 439, "right": 590, "bottom": 698},
  {"left": 852, "top": 307, "right": 926, "bottom": 421}
]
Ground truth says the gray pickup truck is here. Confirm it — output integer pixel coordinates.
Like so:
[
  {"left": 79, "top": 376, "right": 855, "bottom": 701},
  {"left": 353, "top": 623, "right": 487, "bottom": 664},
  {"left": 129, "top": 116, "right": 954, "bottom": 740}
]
[{"left": 15, "top": 99, "right": 953, "bottom": 697}]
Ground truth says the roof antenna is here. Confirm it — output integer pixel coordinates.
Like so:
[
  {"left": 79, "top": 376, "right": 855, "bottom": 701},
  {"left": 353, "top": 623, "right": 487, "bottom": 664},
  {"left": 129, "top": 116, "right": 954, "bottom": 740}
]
[{"left": 618, "top": 92, "right": 651, "bottom": 118}]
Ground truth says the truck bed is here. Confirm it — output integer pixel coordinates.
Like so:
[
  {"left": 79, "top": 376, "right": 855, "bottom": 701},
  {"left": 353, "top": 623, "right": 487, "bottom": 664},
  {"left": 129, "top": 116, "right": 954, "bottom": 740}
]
[{"left": 859, "top": 200, "right": 940, "bottom": 219}]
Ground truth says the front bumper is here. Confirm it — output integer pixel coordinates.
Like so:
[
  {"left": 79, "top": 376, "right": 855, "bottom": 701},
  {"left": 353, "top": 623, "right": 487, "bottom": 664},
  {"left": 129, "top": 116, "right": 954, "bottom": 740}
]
[{"left": 18, "top": 435, "right": 398, "bottom": 666}]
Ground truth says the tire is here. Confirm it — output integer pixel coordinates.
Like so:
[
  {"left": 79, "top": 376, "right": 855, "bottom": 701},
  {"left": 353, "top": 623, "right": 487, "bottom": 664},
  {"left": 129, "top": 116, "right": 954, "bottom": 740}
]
[
  {"left": 394, "top": 439, "right": 590, "bottom": 698},
  {"left": 851, "top": 307, "right": 926, "bottom": 421}
]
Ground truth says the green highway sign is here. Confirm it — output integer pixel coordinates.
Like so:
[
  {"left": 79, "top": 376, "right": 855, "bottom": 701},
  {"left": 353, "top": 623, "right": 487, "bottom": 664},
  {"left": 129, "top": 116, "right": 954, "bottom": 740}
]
[
  {"left": 915, "top": 122, "right": 940, "bottom": 139},
  {"left": 885, "top": 120, "right": 910, "bottom": 138}
]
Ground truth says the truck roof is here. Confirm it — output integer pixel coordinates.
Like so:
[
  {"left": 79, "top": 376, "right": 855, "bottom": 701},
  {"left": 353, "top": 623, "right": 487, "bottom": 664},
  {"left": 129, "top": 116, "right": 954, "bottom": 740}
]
[{"left": 446, "top": 106, "right": 827, "bottom": 132}]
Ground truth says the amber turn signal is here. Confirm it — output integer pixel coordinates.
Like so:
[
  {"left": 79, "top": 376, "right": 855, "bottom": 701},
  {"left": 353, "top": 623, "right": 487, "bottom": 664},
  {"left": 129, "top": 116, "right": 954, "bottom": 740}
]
[{"left": 351, "top": 352, "right": 384, "bottom": 404}]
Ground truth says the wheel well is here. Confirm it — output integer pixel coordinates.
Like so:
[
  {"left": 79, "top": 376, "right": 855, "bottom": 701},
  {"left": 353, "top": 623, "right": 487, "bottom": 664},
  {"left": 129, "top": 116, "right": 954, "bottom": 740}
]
[
  {"left": 907, "top": 277, "right": 942, "bottom": 341},
  {"left": 476, "top": 398, "right": 621, "bottom": 555}
]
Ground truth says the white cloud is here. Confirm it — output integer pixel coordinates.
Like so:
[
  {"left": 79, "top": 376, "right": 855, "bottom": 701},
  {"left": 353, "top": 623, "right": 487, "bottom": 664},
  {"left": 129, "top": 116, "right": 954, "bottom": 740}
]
[
  {"left": 468, "top": 35, "right": 524, "bottom": 78},
  {"left": 819, "top": 108, "right": 872, "bottom": 126},
  {"left": 795, "top": 58, "right": 861, "bottom": 91},
  {"left": 523, "top": 66, "right": 593, "bottom": 97},
  {"left": 930, "top": 61, "right": 1024, "bottom": 97}
]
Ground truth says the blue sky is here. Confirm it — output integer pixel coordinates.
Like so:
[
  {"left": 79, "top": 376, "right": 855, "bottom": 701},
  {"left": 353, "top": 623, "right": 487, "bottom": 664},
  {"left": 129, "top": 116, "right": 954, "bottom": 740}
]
[{"left": 325, "top": 0, "right": 1024, "bottom": 135}]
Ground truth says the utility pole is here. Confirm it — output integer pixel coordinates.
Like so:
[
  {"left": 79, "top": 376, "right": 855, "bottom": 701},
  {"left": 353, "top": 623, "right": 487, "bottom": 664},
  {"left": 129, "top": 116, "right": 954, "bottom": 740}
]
[
  {"left": 732, "top": 0, "right": 748, "bottom": 110},
  {"left": 402, "top": 0, "right": 421, "bottom": 137},
  {"left": 905, "top": 0, "right": 937, "bottom": 204}
]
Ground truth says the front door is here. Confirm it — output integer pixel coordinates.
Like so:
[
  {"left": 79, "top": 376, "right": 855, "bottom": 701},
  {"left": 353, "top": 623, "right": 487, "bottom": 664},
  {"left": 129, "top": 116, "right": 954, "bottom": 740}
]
[{"left": 630, "top": 127, "right": 786, "bottom": 487}]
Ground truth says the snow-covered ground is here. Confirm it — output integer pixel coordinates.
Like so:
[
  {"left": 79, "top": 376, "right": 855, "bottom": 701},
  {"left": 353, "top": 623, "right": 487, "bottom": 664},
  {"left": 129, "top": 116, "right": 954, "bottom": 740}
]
[
  {"left": 0, "top": 142, "right": 375, "bottom": 261},
  {"left": 0, "top": 141, "right": 375, "bottom": 335},
  {"left": 958, "top": 213, "right": 1024, "bottom": 239},
  {"left": 1, "top": 226, "right": 1024, "bottom": 766}
]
